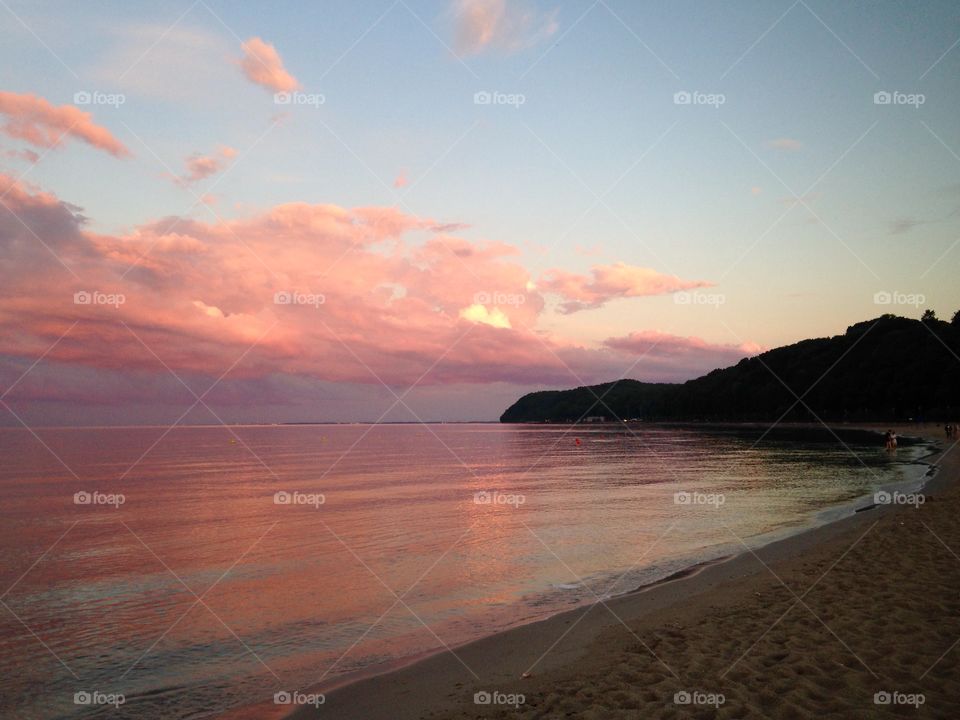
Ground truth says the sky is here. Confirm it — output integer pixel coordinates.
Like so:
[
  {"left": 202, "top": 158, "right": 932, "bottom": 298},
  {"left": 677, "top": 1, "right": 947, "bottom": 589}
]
[{"left": 1, "top": 0, "right": 959, "bottom": 425}]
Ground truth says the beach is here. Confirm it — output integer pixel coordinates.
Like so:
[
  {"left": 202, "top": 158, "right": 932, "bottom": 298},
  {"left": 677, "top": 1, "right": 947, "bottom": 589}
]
[{"left": 285, "top": 425, "right": 960, "bottom": 719}]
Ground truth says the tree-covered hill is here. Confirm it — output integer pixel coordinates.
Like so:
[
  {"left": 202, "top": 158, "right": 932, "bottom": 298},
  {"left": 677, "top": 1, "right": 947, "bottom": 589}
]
[{"left": 499, "top": 314, "right": 960, "bottom": 423}]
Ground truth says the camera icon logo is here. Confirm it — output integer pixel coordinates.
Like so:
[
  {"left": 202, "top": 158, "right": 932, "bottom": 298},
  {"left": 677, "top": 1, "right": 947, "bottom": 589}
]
[
  {"left": 673, "top": 91, "right": 692, "bottom": 105},
  {"left": 73, "top": 91, "right": 92, "bottom": 105},
  {"left": 274, "top": 92, "right": 292, "bottom": 105},
  {"left": 274, "top": 291, "right": 292, "bottom": 304},
  {"left": 873, "top": 291, "right": 892, "bottom": 305},
  {"left": 74, "top": 291, "right": 92, "bottom": 305},
  {"left": 874, "top": 490, "right": 891, "bottom": 505},
  {"left": 473, "top": 491, "right": 491, "bottom": 504},
  {"left": 274, "top": 691, "right": 293, "bottom": 704},
  {"left": 274, "top": 491, "right": 292, "bottom": 505},
  {"left": 873, "top": 91, "right": 892, "bottom": 105},
  {"left": 74, "top": 691, "right": 92, "bottom": 705},
  {"left": 674, "top": 691, "right": 691, "bottom": 704},
  {"left": 474, "top": 91, "right": 492, "bottom": 105},
  {"left": 674, "top": 491, "right": 691, "bottom": 505},
  {"left": 74, "top": 491, "right": 92, "bottom": 505},
  {"left": 874, "top": 691, "right": 891, "bottom": 705},
  {"left": 474, "top": 691, "right": 492, "bottom": 704}
]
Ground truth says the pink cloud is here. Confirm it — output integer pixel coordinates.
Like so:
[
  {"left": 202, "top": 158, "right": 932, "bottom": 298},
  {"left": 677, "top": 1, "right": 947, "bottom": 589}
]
[
  {"left": 0, "top": 175, "right": 754, "bottom": 417},
  {"left": 174, "top": 145, "right": 236, "bottom": 186},
  {"left": 603, "top": 331, "right": 764, "bottom": 380},
  {"left": 239, "top": 37, "right": 300, "bottom": 93},
  {"left": 0, "top": 91, "right": 130, "bottom": 158},
  {"left": 393, "top": 171, "right": 409, "bottom": 189},
  {"left": 454, "top": 0, "right": 559, "bottom": 56},
  {"left": 539, "top": 262, "right": 712, "bottom": 313}
]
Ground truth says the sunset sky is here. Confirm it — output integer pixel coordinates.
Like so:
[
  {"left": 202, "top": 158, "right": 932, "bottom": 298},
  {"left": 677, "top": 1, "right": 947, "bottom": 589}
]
[{"left": 1, "top": 0, "right": 959, "bottom": 424}]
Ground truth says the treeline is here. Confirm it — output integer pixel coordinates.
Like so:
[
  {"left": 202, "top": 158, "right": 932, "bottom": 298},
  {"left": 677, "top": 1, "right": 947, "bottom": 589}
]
[{"left": 500, "top": 314, "right": 960, "bottom": 423}]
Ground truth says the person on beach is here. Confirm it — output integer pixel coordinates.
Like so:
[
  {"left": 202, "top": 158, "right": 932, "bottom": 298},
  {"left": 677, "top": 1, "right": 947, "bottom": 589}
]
[{"left": 885, "top": 430, "right": 897, "bottom": 450}]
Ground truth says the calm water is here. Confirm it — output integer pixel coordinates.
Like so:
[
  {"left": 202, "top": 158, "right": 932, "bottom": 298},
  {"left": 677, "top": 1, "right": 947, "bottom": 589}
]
[{"left": 0, "top": 424, "right": 929, "bottom": 719}]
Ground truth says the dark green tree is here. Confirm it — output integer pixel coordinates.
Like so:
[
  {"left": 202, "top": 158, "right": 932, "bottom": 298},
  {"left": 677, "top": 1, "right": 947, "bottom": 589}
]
[
  {"left": 952, "top": 308, "right": 960, "bottom": 327},
  {"left": 922, "top": 309, "right": 937, "bottom": 323}
]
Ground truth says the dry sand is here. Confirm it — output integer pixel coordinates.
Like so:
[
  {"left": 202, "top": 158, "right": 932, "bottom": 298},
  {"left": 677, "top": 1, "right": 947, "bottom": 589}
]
[{"left": 285, "top": 425, "right": 960, "bottom": 720}]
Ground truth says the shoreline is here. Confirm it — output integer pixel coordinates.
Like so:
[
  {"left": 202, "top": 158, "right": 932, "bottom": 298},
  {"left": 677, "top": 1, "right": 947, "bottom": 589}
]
[{"left": 246, "top": 423, "right": 959, "bottom": 720}]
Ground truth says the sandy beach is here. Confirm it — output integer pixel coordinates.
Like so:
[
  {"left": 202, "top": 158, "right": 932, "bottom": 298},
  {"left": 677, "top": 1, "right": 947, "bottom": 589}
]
[{"left": 284, "top": 425, "right": 960, "bottom": 719}]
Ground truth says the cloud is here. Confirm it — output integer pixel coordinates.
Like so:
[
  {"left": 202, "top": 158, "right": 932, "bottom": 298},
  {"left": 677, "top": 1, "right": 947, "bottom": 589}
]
[
  {"left": 453, "top": 0, "right": 559, "bottom": 56},
  {"left": 239, "top": 37, "right": 300, "bottom": 93},
  {"left": 603, "top": 330, "right": 763, "bottom": 379},
  {"left": 394, "top": 171, "right": 409, "bottom": 189},
  {"left": 174, "top": 145, "right": 237, "bottom": 186},
  {"left": 459, "top": 303, "right": 511, "bottom": 328},
  {"left": 0, "top": 91, "right": 129, "bottom": 158},
  {"left": 765, "top": 138, "right": 802, "bottom": 152},
  {"left": 539, "top": 262, "right": 712, "bottom": 313},
  {"left": 0, "top": 176, "right": 756, "bottom": 422}
]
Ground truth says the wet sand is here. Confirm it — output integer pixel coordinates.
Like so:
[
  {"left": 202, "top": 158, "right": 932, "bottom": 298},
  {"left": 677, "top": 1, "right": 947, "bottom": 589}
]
[{"left": 284, "top": 425, "right": 960, "bottom": 719}]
